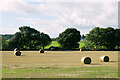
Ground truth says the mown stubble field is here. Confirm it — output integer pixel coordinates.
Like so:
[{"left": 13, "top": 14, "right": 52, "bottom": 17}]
[{"left": 2, "top": 51, "right": 119, "bottom": 78}]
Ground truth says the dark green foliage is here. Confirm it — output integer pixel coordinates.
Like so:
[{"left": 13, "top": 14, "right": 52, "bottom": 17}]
[
  {"left": 2, "top": 34, "right": 13, "bottom": 40},
  {"left": 115, "top": 29, "right": 120, "bottom": 49},
  {"left": 81, "top": 34, "right": 85, "bottom": 40},
  {"left": 86, "top": 27, "right": 120, "bottom": 50},
  {"left": 2, "top": 37, "right": 8, "bottom": 50},
  {"left": 84, "top": 40, "right": 95, "bottom": 49},
  {"left": 40, "top": 33, "right": 52, "bottom": 50},
  {"left": 102, "top": 27, "right": 116, "bottom": 50},
  {"left": 19, "top": 26, "right": 41, "bottom": 49},
  {"left": 9, "top": 32, "right": 23, "bottom": 49},
  {"left": 57, "top": 28, "right": 81, "bottom": 49},
  {"left": 8, "top": 26, "right": 51, "bottom": 50},
  {"left": 86, "top": 27, "right": 102, "bottom": 48}
]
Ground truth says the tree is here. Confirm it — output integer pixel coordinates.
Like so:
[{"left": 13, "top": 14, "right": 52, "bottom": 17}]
[
  {"left": 84, "top": 40, "right": 95, "bottom": 49},
  {"left": 2, "top": 34, "right": 13, "bottom": 40},
  {"left": 57, "top": 28, "right": 81, "bottom": 49},
  {"left": 40, "top": 33, "right": 52, "bottom": 50},
  {"left": 9, "top": 26, "right": 51, "bottom": 50},
  {"left": 85, "top": 27, "right": 103, "bottom": 49},
  {"left": 102, "top": 27, "right": 116, "bottom": 50},
  {"left": 1, "top": 37, "right": 8, "bottom": 50},
  {"left": 86, "top": 27, "right": 116, "bottom": 50},
  {"left": 19, "top": 26, "right": 42, "bottom": 49},
  {"left": 115, "top": 29, "right": 120, "bottom": 49},
  {"left": 9, "top": 32, "right": 23, "bottom": 49}
]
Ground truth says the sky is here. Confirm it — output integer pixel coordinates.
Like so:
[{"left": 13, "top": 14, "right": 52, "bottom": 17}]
[{"left": 0, "top": 0, "right": 119, "bottom": 38}]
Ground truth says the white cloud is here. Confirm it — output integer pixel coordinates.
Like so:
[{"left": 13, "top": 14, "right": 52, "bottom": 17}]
[
  {"left": 0, "top": 0, "right": 118, "bottom": 37},
  {"left": 24, "top": 0, "right": 119, "bottom": 2},
  {"left": 0, "top": 0, "right": 43, "bottom": 15},
  {"left": 18, "top": 17, "right": 65, "bottom": 37}
]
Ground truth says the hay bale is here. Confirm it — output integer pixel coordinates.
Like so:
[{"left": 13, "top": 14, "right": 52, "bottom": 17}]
[
  {"left": 100, "top": 56, "right": 109, "bottom": 62},
  {"left": 14, "top": 51, "right": 21, "bottom": 56},
  {"left": 39, "top": 49, "right": 44, "bottom": 53},
  {"left": 81, "top": 57, "right": 91, "bottom": 64},
  {"left": 14, "top": 48, "right": 21, "bottom": 56}
]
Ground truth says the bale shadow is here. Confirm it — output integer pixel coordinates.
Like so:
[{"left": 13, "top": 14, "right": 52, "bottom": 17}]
[
  {"left": 109, "top": 61, "right": 118, "bottom": 63},
  {"left": 90, "top": 63, "right": 102, "bottom": 65},
  {"left": 21, "top": 55, "right": 26, "bottom": 56}
]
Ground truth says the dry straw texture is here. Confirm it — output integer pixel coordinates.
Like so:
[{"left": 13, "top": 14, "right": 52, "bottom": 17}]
[
  {"left": 14, "top": 51, "right": 21, "bottom": 56},
  {"left": 39, "top": 49, "right": 44, "bottom": 53},
  {"left": 100, "top": 56, "right": 109, "bottom": 62},
  {"left": 81, "top": 57, "right": 91, "bottom": 64},
  {"left": 14, "top": 48, "right": 21, "bottom": 56}
]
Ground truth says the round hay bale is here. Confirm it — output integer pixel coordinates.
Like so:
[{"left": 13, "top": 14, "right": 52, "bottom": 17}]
[
  {"left": 14, "top": 48, "right": 20, "bottom": 52},
  {"left": 81, "top": 57, "right": 91, "bottom": 64},
  {"left": 39, "top": 49, "right": 44, "bottom": 53},
  {"left": 14, "top": 51, "right": 21, "bottom": 56},
  {"left": 100, "top": 56, "right": 109, "bottom": 62}
]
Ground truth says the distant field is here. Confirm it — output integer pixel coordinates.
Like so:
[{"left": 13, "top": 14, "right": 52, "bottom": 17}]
[
  {"left": 45, "top": 41, "right": 85, "bottom": 49},
  {"left": 45, "top": 41, "right": 60, "bottom": 49},
  {"left": 2, "top": 51, "right": 118, "bottom": 78}
]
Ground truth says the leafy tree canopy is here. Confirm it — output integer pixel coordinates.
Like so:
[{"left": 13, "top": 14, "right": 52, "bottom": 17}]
[
  {"left": 57, "top": 28, "right": 81, "bottom": 49},
  {"left": 9, "top": 26, "right": 51, "bottom": 50},
  {"left": 86, "top": 27, "right": 119, "bottom": 50}
]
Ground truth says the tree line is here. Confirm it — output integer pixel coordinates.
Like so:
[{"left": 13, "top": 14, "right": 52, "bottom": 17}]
[
  {"left": 2, "top": 26, "right": 51, "bottom": 50},
  {"left": 85, "top": 27, "right": 120, "bottom": 50},
  {"left": 1, "top": 26, "right": 120, "bottom": 50}
]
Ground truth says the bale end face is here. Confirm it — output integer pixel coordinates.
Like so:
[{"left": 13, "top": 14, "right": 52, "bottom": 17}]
[
  {"left": 100, "top": 56, "right": 109, "bottom": 62},
  {"left": 81, "top": 57, "right": 91, "bottom": 64},
  {"left": 39, "top": 49, "right": 44, "bottom": 53},
  {"left": 14, "top": 51, "right": 21, "bottom": 56}
]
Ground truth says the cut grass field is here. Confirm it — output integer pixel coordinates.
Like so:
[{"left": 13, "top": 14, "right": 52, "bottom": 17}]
[
  {"left": 45, "top": 41, "right": 85, "bottom": 49},
  {"left": 2, "top": 51, "right": 118, "bottom": 78}
]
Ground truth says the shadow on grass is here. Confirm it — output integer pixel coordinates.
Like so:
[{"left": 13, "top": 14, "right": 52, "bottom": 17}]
[
  {"left": 90, "top": 63, "right": 102, "bottom": 65},
  {"left": 21, "top": 55, "right": 26, "bottom": 56},
  {"left": 109, "top": 61, "right": 118, "bottom": 63}
]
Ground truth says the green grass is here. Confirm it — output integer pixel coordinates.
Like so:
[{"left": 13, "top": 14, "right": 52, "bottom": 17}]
[
  {"left": 2, "top": 51, "right": 118, "bottom": 78},
  {"left": 45, "top": 41, "right": 85, "bottom": 49},
  {"left": 2, "top": 66, "right": 118, "bottom": 78},
  {"left": 79, "top": 41, "right": 85, "bottom": 48},
  {"left": 45, "top": 41, "right": 60, "bottom": 49}
]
